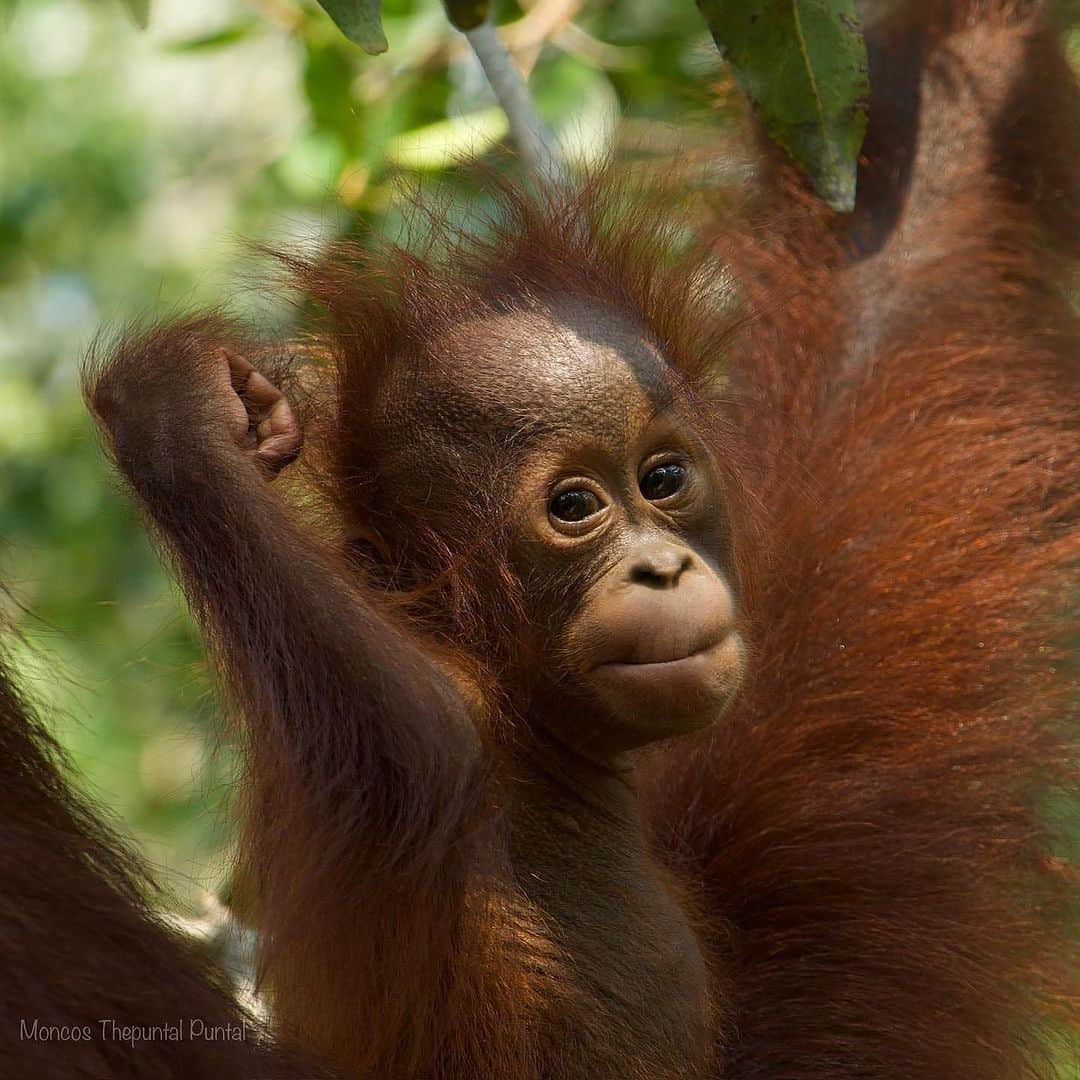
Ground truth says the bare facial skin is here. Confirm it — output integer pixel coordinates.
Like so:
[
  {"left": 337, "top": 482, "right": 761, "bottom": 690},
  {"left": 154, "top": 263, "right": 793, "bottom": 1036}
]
[{"left": 407, "top": 300, "right": 747, "bottom": 753}]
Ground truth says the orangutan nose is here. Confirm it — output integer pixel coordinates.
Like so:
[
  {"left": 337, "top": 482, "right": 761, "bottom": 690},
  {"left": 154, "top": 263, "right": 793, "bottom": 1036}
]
[{"left": 626, "top": 542, "right": 695, "bottom": 589}]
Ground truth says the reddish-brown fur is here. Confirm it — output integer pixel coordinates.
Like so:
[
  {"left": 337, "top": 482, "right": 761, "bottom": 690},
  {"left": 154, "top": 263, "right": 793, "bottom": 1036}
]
[
  {"left": 646, "top": 3, "right": 1080, "bottom": 1076},
  {"left": 0, "top": 637, "right": 327, "bottom": 1078},
  {"left": 16, "top": 0, "right": 1070, "bottom": 1077}
]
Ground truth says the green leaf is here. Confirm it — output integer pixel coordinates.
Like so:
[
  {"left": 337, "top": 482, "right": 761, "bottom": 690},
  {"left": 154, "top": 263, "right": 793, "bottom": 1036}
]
[
  {"left": 441, "top": 0, "right": 491, "bottom": 31},
  {"left": 314, "top": 0, "right": 388, "bottom": 55},
  {"left": 120, "top": 0, "right": 151, "bottom": 28},
  {"left": 697, "top": 0, "right": 868, "bottom": 211}
]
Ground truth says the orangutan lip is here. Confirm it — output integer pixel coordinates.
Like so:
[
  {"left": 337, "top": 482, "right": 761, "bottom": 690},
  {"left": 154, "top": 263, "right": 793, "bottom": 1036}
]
[{"left": 596, "top": 631, "right": 732, "bottom": 672}]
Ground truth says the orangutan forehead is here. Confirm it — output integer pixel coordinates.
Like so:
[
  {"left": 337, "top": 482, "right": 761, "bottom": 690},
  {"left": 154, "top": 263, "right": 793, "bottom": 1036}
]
[{"left": 381, "top": 299, "right": 678, "bottom": 447}]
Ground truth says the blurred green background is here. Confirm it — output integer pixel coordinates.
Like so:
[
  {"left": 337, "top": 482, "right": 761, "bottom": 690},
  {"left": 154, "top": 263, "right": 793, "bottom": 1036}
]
[{"left": 0, "top": 0, "right": 728, "bottom": 907}]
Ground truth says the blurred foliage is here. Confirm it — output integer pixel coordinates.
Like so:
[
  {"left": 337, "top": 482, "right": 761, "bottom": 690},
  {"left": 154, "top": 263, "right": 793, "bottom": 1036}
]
[{"left": 0, "top": 0, "right": 729, "bottom": 907}]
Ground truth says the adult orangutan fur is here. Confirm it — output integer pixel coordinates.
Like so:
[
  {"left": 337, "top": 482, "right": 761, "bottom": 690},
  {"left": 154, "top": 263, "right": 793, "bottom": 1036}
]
[
  {"left": 0, "top": 640, "right": 328, "bottom": 1079},
  {"left": 2, "top": 1, "right": 1077, "bottom": 1078}
]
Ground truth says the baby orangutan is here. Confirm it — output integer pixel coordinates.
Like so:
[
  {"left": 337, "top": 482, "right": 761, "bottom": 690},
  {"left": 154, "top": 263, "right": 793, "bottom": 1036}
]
[{"left": 79, "top": 2, "right": 1079, "bottom": 1077}]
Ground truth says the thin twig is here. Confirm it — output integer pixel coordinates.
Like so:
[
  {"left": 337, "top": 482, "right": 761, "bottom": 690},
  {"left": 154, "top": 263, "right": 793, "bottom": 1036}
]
[{"left": 463, "top": 21, "right": 570, "bottom": 188}]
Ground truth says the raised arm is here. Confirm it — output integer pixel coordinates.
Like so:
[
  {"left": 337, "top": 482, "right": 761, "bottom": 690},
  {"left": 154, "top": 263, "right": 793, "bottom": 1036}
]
[{"left": 85, "top": 317, "right": 487, "bottom": 1071}]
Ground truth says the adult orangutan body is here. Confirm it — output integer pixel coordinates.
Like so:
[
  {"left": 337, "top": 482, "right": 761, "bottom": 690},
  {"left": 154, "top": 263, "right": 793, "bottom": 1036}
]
[{"left": 1, "top": 2, "right": 1077, "bottom": 1078}]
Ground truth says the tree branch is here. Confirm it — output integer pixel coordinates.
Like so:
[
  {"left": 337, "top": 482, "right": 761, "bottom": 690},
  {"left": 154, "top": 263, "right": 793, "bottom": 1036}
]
[{"left": 463, "top": 20, "right": 570, "bottom": 188}]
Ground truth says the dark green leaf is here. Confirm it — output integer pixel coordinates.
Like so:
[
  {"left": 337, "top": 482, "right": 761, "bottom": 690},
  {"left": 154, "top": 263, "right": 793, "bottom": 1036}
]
[
  {"left": 120, "top": 0, "right": 150, "bottom": 29},
  {"left": 165, "top": 22, "right": 257, "bottom": 54},
  {"left": 314, "top": 0, "right": 388, "bottom": 55},
  {"left": 441, "top": 0, "right": 491, "bottom": 31},
  {"left": 697, "top": 0, "right": 868, "bottom": 211}
]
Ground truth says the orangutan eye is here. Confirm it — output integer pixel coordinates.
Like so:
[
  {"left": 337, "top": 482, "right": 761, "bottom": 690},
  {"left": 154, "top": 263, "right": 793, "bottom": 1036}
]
[
  {"left": 640, "top": 462, "right": 688, "bottom": 502},
  {"left": 550, "top": 489, "right": 602, "bottom": 523}
]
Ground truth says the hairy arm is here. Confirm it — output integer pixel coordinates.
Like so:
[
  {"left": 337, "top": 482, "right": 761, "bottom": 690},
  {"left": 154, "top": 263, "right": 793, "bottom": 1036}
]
[
  {"left": 85, "top": 319, "right": 487, "bottom": 1068},
  {"left": 88, "top": 319, "right": 481, "bottom": 859}
]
